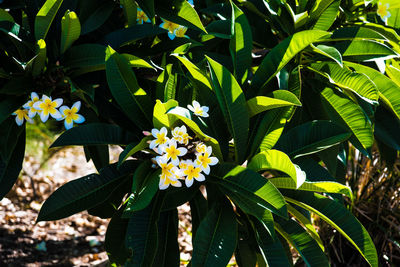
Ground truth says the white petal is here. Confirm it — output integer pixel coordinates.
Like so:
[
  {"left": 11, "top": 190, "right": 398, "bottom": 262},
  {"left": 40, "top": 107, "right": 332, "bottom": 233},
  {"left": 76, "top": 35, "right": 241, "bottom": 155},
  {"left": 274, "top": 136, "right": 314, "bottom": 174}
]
[
  {"left": 59, "top": 106, "right": 68, "bottom": 115},
  {"left": 149, "top": 139, "right": 157, "bottom": 149},
  {"left": 202, "top": 106, "right": 209, "bottom": 113},
  {"left": 15, "top": 116, "right": 24, "bottom": 126},
  {"left": 196, "top": 173, "right": 205, "bottom": 182},
  {"left": 28, "top": 109, "right": 37, "bottom": 118},
  {"left": 178, "top": 147, "right": 187, "bottom": 156},
  {"left": 53, "top": 98, "right": 63, "bottom": 107},
  {"left": 185, "top": 177, "right": 194, "bottom": 187},
  {"left": 33, "top": 101, "right": 42, "bottom": 110},
  {"left": 72, "top": 101, "right": 81, "bottom": 112},
  {"left": 64, "top": 120, "right": 74, "bottom": 130},
  {"left": 160, "top": 127, "right": 168, "bottom": 135},
  {"left": 50, "top": 109, "right": 62, "bottom": 120},
  {"left": 206, "top": 146, "right": 212, "bottom": 155},
  {"left": 23, "top": 102, "right": 30, "bottom": 109},
  {"left": 40, "top": 112, "right": 49, "bottom": 123},
  {"left": 31, "top": 92, "right": 39, "bottom": 100},
  {"left": 151, "top": 128, "right": 159, "bottom": 137},
  {"left": 42, "top": 95, "right": 51, "bottom": 101},
  {"left": 171, "top": 157, "right": 180, "bottom": 166},
  {"left": 159, "top": 182, "right": 169, "bottom": 190},
  {"left": 201, "top": 111, "right": 209, "bottom": 117},
  {"left": 187, "top": 104, "right": 194, "bottom": 112},
  {"left": 74, "top": 114, "right": 85, "bottom": 124},
  {"left": 203, "top": 165, "right": 210, "bottom": 175},
  {"left": 209, "top": 157, "right": 219, "bottom": 165},
  {"left": 171, "top": 179, "right": 182, "bottom": 187},
  {"left": 192, "top": 100, "right": 200, "bottom": 108}
]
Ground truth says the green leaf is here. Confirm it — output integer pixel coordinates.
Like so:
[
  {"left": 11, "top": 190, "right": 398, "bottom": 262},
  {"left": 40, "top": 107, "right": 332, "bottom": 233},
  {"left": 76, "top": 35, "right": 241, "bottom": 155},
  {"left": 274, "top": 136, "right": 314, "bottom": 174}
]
[
  {"left": 312, "top": 0, "right": 339, "bottom": 30},
  {"left": 331, "top": 26, "right": 387, "bottom": 40},
  {"left": 247, "top": 91, "right": 301, "bottom": 117},
  {"left": 312, "top": 44, "right": 343, "bottom": 66},
  {"left": 275, "top": 217, "right": 329, "bottom": 266},
  {"left": 252, "top": 218, "right": 291, "bottom": 267},
  {"left": 168, "top": 110, "right": 223, "bottom": 161},
  {"left": 105, "top": 46, "right": 153, "bottom": 129},
  {"left": 63, "top": 44, "right": 107, "bottom": 76},
  {"left": 248, "top": 150, "right": 300, "bottom": 188},
  {"left": 51, "top": 123, "right": 137, "bottom": 148},
  {"left": 118, "top": 136, "right": 152, "bottom": 167},
  {"left": 0, "top": 96, "right": 27, "bottom": 125},
  {"left": 80, "top": 1, "right": 115, "bottom": 35},
  {"left": 122, "top": 53, "right": 154, "bottom": 69},
  {"left": 34, "top": 0, "right": 63, "bottom": 40},
  {"left": 206, "top": 55, "right": 249, "bottom": 163},
  {"left": 0, "top": 126, "right": 25, "bottom": 199},
  {"left": 270, "top": 177, "right": 353, "bottom": 199},
  {"left": 30, "top": 39, "right": 47, "bottom": 77},
  {"left": 285, "top": 191, "right": 378, "bottom": 267},
  {"left": 125, "top": 193, "right": 164, "bottom": 266},
  {"left": 157, "top": 0, "right": 207, "bottom": 33},
  {"left": 332, "top": 40, "right": 397, "bottom": 61},
  {"left": 230, "top": 2, "right": 252, "bottom": 83},
  {"left": 275, "top": 120, "right": 351, "bottom": 159},
  {"left": 320, "top": 87, "right": 374, "bottom": 153},
  {"left": 375, "top": 106, "right": 400, "bottom": 151},
  {"left": 105, "top": 208, "right": 130, "bottom": 265},
  {"left": 60, "top": 10, "right": 81, "bottom": 54},
  {"left": 345, "top": 61, "right": 400, "bottom": 121},
  {"left": 173, "top": 55, "right": 212, "bottom": 90},
  {"left": 0, "top": 8, "right": 15, "bottom": 23},
  {"left": 214, "top": 165, "right": 288, "bottom": 219},
  {"left": 120, "top": 0, "right": 137, "bottom": 27},
  {"left": 37, "top": 161, "right": 138, "bottom": 221},
  {"left": 309, "top": 62, "right": 379, "bottom": 104},
  {"left": 124, "top": 169, "right": 160, "bottom": 215},
  {"left": 192, "top": 198, "right": 237, "bottom": 267},
  {"left": 153, "top": 99, "right": 179, "bottom": 129},
  {"left": 252, "top": 30, "right": 331, "bottom": 92}
]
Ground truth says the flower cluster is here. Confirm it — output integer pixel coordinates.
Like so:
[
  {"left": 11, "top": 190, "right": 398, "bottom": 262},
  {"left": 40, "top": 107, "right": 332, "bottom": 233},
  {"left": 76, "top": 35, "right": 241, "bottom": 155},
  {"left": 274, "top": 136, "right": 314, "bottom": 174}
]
[
  {"left": 150, "top": 124, "right": 218, "bottom": 190},
  {"left": 13, "top": 92, "right": 85, "bottom": 130}
]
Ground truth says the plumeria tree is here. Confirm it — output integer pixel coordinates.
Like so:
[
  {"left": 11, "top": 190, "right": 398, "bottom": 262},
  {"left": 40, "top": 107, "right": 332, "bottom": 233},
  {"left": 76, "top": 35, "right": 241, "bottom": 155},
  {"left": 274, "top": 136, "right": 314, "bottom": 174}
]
[{"left": 2, "top": 0, "right": 400, "bottom": 266}]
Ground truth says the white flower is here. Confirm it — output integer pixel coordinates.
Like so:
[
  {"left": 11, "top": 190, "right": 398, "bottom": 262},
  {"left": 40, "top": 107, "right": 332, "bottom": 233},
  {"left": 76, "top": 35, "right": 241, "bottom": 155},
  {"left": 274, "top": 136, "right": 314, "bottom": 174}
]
[
  {"left": 164, "top": 139, "right": 188, "bottom": 166},
  {"left": 195, "top": 142, "right": 207, "bottom": 154},
  {"left": 156, "top": 156, "right": 182, "bottom": 190},
  {"left": 187, "top": 100, "right": 209, "bottom": 117},
  {"left": 195, "top": 146, "right": 218, "bottom": 175},
  {"left": 172, "top": 125, "right": 191, "bottom": 145},
  {"left": 58, "top": 101, "right": 85, "bottom": 130},
  {"left": 149, "top": 127, "right": 169, "bottom": 152},
  {"left": 13, "top": 109, "right": 33, "bottom": 126},
  {"left": 33, "top": 95, "right": 63, "bottom": 122},
  {"left": 23, "top": 92, "right": 41, "bottom": 118},
  {"left": 182, "top": 160, "right": 205, "bottom": 187}
]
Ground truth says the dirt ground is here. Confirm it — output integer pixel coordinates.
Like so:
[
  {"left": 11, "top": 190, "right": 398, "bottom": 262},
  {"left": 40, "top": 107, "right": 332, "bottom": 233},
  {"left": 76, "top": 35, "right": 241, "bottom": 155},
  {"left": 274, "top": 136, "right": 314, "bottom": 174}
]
[{"left": 0, "top": 146, "right": 193, "bottom": 266}]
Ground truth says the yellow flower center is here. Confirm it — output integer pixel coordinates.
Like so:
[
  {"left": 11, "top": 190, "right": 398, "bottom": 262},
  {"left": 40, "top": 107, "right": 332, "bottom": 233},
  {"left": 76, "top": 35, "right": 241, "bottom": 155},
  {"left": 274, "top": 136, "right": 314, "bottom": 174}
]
[
  {"left": 15, "top": 109, "right": 29, "bottom": 120},
  {"left": 162, "top": 20, "right": 179, "bottom": 33},
  {"left": 39, "top": 99, "right": 57, "bottom": 115},
  {"left": 377, "top": 3, "right": 390, "bottom": 18},
  {"left": 160, "top": 162, "right": 174, "bottom": 179},
  {"left": 198, "top": 154, "right": 211, "bottom": 167},
  {"left": 165, "top": 145, "right": 180, "bottom": 159},
  {"left": 175, "top": 27, "right": 187, "bottom": 38},
  {"left": 194, "top": 107, "right": 203, "bottom": 116},
  {"left": 184, "top": 165, "right": 201, "bottom": 180},
  {"left": 156, "top": 132, "right": 167, "bottom": 145},
  {"left": 137, "top": 11, "right": 148, "bottom": 22},
  {"left": 63, "top": 108, "right": 79, "bottom": 124}
]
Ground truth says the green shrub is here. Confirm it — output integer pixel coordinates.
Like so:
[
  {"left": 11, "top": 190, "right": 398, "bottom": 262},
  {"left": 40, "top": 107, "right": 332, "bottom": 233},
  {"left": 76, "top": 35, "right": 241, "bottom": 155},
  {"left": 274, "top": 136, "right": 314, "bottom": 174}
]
[{"left": 2, "top": 0, "right": 400, "bottom": 266}]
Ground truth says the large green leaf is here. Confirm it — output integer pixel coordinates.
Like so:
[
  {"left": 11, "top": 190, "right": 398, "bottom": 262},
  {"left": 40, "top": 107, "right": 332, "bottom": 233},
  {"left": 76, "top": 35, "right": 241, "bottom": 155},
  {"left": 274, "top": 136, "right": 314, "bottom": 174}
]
[
  {"left": 285, "top": 191, "right": 378, "bottom": 267},
  {"left": 60, "top": 10, "right": 81, "bottom": 54},
  {"left": 29, "top": 39, "right": 47, "bottom": 77},
  {"left": 275, "top": 217, "right": 329, "bottom": 266},
  {"left": 105, "top": 208, "right": 130, "bottom": 265},
  {"left": 156, "top": 0, "right": 207, "bottom": 33},
  {"left": 153, "top": 99, "right": 179, "bottom": 129},
  {"left": 118, "top": 136, "right": 152, "bottom": 167},
  {"left": 120, "top": 0, "right": 137, "bottom": 27},
  {"left": 80, "top": 0, "right": 115, "bottom": 35},
  {"left": 230, "top": 2, "right": 252, "bottom": 83},
  {"left": 206, "top": 55, "right": 249, "bottom": 163},
  {"left": 312, "top": 0, "right": 339, "bottom": 30},
  {"left": 247, "top": 90, "right": 301, "bottom": 117},
  {"left": 51, "top": 123, "right": 138, "bottom": 148},
  {"left": 248, "top": 150, "right": 301, "bottom": 188},
  {"left": 37, "top": 161, "right": 137, "bottom": 221},
  {"left": 192, "top": 198, "right": 237, "bottom": 267},
  {"left": 312, "top": 44, "right": 343, "bottom": 66},
  {"left": 275, "top": 120, "right": 351, "bottom": 159},
  {"left": 105, "top": 46, "right": 153, "bottom": 129},
  {"left": 332, "top": 40, "right": 397, "bottom": 61},
  {"left": 309, "top": 62, "right": 379, "bottom": 104},
  {"left": 345, "top": 61, "right": 400, "bottom": 121},
  {"left": 63, "top": 44, "right": 107, "bottom": 75},
  {"left": 270, "top": 177, "right": 353, "bottom": 199},
  {"left": 251, "top": 30, "right": 331, "bottom": 92},
  {"left": 34, "top": 0, "right": 63, "bottom": 40},
  {"left": 251, "top": 218, "right": 291, "bottom": 267},
  {"left": 320, "top": 87, "right": 374, "bottom": 153},
  {"left": 214, "top": 165, "right": 288, "bottom": 218},
  {"left": 173, "top": 55, "right": 212, "bottom": 90}
]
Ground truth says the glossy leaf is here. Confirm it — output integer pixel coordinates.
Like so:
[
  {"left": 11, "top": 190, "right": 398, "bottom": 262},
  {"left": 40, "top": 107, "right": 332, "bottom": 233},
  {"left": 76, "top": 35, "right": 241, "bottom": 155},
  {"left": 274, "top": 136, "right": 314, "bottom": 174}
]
[
  {"left": 332, "top": 40, "right": 397, "bottom": 61},
  {"left": 30, "top": 39, "right": 47, "bottom": 77},
  {"left": 312, "top": 0, "right": 339, "bottom": 30},
  {"left": 80, "top": 1, "right": 114, "bottom": 35},
  {"left": 51, "top": 123, "right": 137, "bottom": 148},
  {"left": 153, "top": 99, "right": 179, "bottom": 129},
  {"left": 247, "top": 91, "right": 301, "bottom": 117},
  {"left": 60, "top": 10, "right": 81, "bottom": 54},
  {"left": 192, "top": 199, "right": 237, "bottom": 267},
  {"left": 105, "top": 46, "right": 153, "bottom": 129},
  {"left": 206, "top": 55, "right": 249, "bottom": 163},
  {"left": 118, "top": 136, "right": 152, "bottom": 167},
  {"left": 252, "top": 30, "right": 331, "bottom": 92},
  {"left": 312, "top": 44, "right": 342, "bottom": 66},
  {"left": 173, "top": 55, "right": 212, "bottom": 90},
  {"left": 34, "top": 0, "right": 63, "bottom": 40}
]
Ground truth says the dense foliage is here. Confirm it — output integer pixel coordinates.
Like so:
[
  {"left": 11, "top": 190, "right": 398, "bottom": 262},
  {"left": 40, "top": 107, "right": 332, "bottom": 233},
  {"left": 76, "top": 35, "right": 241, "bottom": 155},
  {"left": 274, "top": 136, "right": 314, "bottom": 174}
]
[{"left": 1, "top": 0, "right": 400, "bottom": 266}]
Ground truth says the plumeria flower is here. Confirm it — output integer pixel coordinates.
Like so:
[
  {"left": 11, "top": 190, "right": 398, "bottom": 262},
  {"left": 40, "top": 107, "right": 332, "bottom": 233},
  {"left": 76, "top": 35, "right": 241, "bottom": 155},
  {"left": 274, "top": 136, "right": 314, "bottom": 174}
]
[
  {"left": 187, "top": 100, "right": 209, "bottom": 117},
  {"left": 188, "top": 0, "right": 194, "bottom": 6},
  {"left": 174, "top": 26, "right": 188, "bottom": 38},
  {"left": 164, "top": 139, "right": 188, "bottom": 166},
  {"left": 182, "top": 160, "right": 205, "bottom": 187},
  {"left": 23, "top": 92, "right": 41, "bottom": 118},
  {"left": 377, "top": 1, "right": 391, "bottom": 23},
  {"left": 33, "top": 95, "right": 63, "bottom": 122},
  {"left": 195, "top": 146, "right": 218, "bottom": 175},
  {"left": 172, "top": 125, "right": 192, "bottom": 145},
  {"left": 156, "top": 156, "right": 182, "bottom": 190},
  {"left": 137, "top": 7, "right": 150, "bottom": 24},
  {"left": 150, "top": 127, "right": 170, "bottom": 152},
  {"left": 160, "top": 19, "right": 180, "bottom": 40},
  {"left": 13, "top": 109, "right": 33, "bottom": 126},
  {"left": 59, "top": 101, "right": 85, "bottom": 130},
  {"left": 195, "top": 142, "right": 207, "bottom": 154}
]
